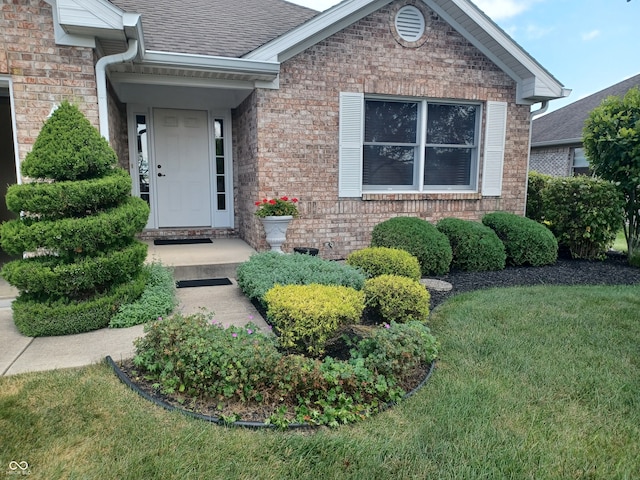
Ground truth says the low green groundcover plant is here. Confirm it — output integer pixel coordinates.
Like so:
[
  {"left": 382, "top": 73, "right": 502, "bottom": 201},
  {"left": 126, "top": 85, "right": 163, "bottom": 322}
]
[
  {"left": 109, "top": 262, "right": 177, "bottom": 328},
  {"left": 236, "top": 251, "right": 366, "bottom": 307},
  {"left": 132, "top": 313, "right": 438, "bottom": 428}
]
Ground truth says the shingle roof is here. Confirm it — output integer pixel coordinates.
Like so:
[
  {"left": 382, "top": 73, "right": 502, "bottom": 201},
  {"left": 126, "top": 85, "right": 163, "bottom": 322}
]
[
  {"left": 531, "top": 73, "right": 640, "bottom": 146},
  {"left": 108, "top": 0, "right": 319, "bottom": 57}
]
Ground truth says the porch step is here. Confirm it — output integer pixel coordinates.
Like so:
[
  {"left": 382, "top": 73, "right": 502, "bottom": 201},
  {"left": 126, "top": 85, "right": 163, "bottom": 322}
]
[{"left": 172, "top": 263, "right": 242, "bottom": 282}]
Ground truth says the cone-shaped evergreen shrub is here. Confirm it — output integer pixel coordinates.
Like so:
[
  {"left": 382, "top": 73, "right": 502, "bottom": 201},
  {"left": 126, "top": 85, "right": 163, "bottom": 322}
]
[{"left": 0, "top": 101, "right": 150, "bottom": 336}]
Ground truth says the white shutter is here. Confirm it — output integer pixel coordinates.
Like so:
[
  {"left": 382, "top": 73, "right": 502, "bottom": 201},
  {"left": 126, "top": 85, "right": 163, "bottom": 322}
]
[
  {"left": 481, "top": 101, "right": 507, "bottom": 197},
  {"left": 338, "top": 92, "right": 364, "bottom": 197}
]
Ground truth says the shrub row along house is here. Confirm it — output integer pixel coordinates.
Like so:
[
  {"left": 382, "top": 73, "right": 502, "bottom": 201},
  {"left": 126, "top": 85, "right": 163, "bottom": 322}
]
[{"left": 1, "top": 0, "right": 568, "bottom": 258}]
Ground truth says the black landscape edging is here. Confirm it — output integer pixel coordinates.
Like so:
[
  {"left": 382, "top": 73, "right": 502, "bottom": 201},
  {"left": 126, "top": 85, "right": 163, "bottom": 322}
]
[{"left": 106, "top": 355, "right": 436, "bottom": 429}]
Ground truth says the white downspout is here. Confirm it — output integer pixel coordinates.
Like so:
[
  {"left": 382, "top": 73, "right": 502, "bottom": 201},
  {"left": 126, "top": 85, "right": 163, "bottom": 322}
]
[
  {"left": 523, "top": 100, "right": 549, "bottom": 215},
  {"left": 95, "top": 39, "right": 139, "bottom": 141}
]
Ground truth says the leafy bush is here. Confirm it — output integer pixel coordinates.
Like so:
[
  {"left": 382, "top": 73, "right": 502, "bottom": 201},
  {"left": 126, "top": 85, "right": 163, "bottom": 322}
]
[
  {"left": 12, "top": 270, "right": 147, "bottom": 337},
  {"left": 352, "top": 321, "right": 439, "bottom": 385},
  {"left": 370, "top": 216, "right": 452, "bottom": 276},
  {"left": 20, "top": 102, "right": 117, "bottom": 181},
  {"left": 5, "top": 168, "right": 132, "bottom": 219},
  {"left": 526, "top": 171, "right": 553, "bottom": 222},
  {"left": 133, "top": 313, "right": 438, "bottom": 427},
  {"left": 236, "top": 252, "right": 366, "bottom": 307},
  {"left": 346, "top": 247, "right": 421, "bottom": 280},
  {"left": 264, "top": 284, "right": 365, "bottom": 356},
  {"left": 109, "top": 263, "right": 177, "bottom": 328},
  {"left": 134, "top": 314, "right": 282, "bottom": 402},
  {"left": 482, "top": 212, "right": 558, "bottom": 266},
  {"left": 1, "top": 241, "right": 147, "bottom": 300},
  {"left": 363, "top": 275, "right": 430, "bottom": 324},
  {"left": 542, "top": 176, "right": 624, "bottom": 260},
  {"left": 436, "top": 218, "right": 506, "bottom": 271},
  {"left": 0, "top": 197, "right": 150, "bottom": 257}
]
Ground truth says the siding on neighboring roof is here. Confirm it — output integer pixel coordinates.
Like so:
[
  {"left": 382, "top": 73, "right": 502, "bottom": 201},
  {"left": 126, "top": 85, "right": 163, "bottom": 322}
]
[
  {"left": 108, "top": 0, "right": 319, "bottom": 57},
  {"left": 531, "top": 73, "right": 640, "bottom": 146}
]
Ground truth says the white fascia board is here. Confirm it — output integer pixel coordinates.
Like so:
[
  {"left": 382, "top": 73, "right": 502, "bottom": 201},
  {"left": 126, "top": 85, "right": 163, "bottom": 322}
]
[
  {"left": 426, "top": 0, "right": 566, "bottom": 103},
  {"left": 142, "top": 51, "right": 280, "bottom": 78},
  {"left": 56, "top": 0, "right": 125, "bottom": 31},
  {"left": 531, "top": 138, "right": 582, "bottom": 148},
  {"left": 109, "top": 72, "right": 258, "bottom": 91},
  {"left": 244, "top": 0, "right": 392, "bottom": 62},
  {"left": 44, "top": 0, "right": 95, "bottom": 47}
]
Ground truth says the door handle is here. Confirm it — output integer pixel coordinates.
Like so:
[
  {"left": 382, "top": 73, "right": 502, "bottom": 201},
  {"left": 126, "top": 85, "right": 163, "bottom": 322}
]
[{"left": 157, "top": 173, "right": 166, "bottom": 177}]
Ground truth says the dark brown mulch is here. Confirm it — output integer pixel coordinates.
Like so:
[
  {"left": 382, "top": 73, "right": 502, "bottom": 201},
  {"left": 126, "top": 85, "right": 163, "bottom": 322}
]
[{"left": 428, "top": 251, "right": 640, "bottom": 310}]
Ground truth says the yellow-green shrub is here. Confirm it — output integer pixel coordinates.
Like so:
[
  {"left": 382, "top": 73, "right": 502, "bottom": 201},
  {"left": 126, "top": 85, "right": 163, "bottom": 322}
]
[
  {"left": 363, "top": 274, "right": 430, "bottom": 324},
  {"left": 346, "top": 247, "right": 421, "bottom": 280},
  {"left": 264, "top": 284, "right": 364, "bottom": 357}
]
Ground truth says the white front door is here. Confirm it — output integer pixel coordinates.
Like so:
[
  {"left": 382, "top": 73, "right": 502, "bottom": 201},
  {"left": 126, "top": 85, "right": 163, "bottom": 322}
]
[{"left": 153, "top": 109, "right": 212, "bottom": 227}]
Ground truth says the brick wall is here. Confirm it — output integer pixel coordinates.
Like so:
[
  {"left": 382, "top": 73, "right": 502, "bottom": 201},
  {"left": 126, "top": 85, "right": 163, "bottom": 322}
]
[
  {"left": 0, "top": 0, "right": 98, "bottom": 168},
  {"left": 529, "top": 146, "right": 572, "bottom": 176},
  {"left": 242, "top": 0, "right": 531, "bottom": 258}
]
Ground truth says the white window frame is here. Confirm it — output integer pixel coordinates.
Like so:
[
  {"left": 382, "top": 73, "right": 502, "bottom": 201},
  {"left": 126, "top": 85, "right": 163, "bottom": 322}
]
[
  {"left": 362, "top": 95, "right": 481, "bottom": 194},
  {"left": 339, "top": 93, "right": 507, "bottom": 198}
]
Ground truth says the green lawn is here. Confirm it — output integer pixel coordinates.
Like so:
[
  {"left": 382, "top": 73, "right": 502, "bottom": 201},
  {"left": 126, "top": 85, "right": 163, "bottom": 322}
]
[
  {"left": 613, "top": 229, "right": 628, "bottom": 253},
  {"left": 1, "top": 284, "right": 639, "bottom": 479}
]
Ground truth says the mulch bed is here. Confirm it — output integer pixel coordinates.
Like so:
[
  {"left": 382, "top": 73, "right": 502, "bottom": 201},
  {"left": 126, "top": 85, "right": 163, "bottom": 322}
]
[{"left": 114, "top": 252, "right": 639, "bottom": 427}]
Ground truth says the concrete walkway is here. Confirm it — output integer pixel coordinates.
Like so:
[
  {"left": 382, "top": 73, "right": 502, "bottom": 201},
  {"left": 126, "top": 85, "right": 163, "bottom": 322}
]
[{"left": 0, "top": 239, "right": 267, "bottom": 376}]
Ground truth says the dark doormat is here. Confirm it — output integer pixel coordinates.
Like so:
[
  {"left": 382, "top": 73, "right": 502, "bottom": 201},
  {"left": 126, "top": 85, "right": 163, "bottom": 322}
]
[
  {"left": 176, "top": 278, "right": 232, "bottom": 288},
  {"left": 154, "top": 238, "right": 213, "bottom": 246}
]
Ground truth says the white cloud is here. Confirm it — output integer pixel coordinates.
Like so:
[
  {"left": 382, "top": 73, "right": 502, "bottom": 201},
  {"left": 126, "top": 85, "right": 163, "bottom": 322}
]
[
  {"left": 581, "top": 30, "right": 600, "bottom": 41},
  {"left": 525, "top": 24, "right": 553, "bottom": 39},
  {"left": 473, "top": 0, "right": 535, "bottom": 20}
]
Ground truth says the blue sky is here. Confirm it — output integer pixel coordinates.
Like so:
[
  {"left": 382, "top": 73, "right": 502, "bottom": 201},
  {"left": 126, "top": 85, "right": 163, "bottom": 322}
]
[{"left": 287, "top": 0, "right": 640, "bottom": 112}]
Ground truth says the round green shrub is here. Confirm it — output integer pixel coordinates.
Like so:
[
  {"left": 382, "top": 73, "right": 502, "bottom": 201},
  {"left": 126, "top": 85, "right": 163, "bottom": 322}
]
[
  {"left": 370, "top": 216, "right": 452, "bottom": 276},
  {"left": 20, "top": 101, "right": 117, "bottom": 181},
  {"left": 436, "top": 218, "right": 506, "bottom": 271},
  {"left": 12, "top": 270, "right": 147, "bottom": 337},
  {"left": 542, "top": 176, "right": 624, "bottom": 260},
  {"left": 482, "top": 212, "right": 558, "bottom": 266},
  {"left": 363, "top": 274, "right": 430, "bottom": 324},
  {"left": 346, "top": 247, "right": 421, "bottom": 280},
  {"left": 264, "top": 284, "right": 365, "bottom": 357}
]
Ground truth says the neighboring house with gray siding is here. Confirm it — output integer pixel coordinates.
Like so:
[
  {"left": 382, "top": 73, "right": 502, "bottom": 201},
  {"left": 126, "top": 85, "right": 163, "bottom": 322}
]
[
  {"left": 530, "top": 73, "right": 640, "bottom": 177},
  {"left": 1, "top": 0, "right": 568, "bottom": 258}
]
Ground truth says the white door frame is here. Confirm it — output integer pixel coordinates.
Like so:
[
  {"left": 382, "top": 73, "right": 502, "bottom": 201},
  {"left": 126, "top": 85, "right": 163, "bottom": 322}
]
[{"left": 126, "top": 105, "right": 234, "bottom": 230}]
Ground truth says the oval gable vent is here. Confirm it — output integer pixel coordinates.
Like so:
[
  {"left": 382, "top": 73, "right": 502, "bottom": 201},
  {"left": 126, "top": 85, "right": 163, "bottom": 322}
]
[{"left": 395, "top": 5, "right": 425, "bottom": 42}]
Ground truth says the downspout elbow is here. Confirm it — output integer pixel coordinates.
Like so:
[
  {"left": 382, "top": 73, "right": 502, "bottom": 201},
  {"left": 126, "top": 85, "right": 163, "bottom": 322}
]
[{"left": 96, "top": 39, "right": 139, "bottom": 140}]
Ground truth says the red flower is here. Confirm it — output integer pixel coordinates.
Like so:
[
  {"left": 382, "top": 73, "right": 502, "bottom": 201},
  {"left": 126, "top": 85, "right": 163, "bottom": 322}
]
[
  {"left": 292, "top": 198, "right": 299, "bottom": 203},
  {"left": 281, "top": 196, "right": 289, "bottom": 201},
  {"left": 269, "top": 199, "right": 276, "bottom": 205},
  {"left": 254, "top": 201, "right": 261, "bottom": 206}
]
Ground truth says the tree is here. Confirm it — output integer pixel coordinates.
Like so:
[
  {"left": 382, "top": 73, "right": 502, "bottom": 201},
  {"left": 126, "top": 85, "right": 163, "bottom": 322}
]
[
  {"left": 0, "top": 102, "right": 150, "bottom": 336},
  {"left": 583, "top": 87, "right": 640, "bottom": 259}
]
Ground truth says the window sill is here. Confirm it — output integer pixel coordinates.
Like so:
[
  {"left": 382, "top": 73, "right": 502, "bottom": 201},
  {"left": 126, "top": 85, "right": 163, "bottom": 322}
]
[{"left": 362, "top": 192, "right": 482, "bottom": 201}]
